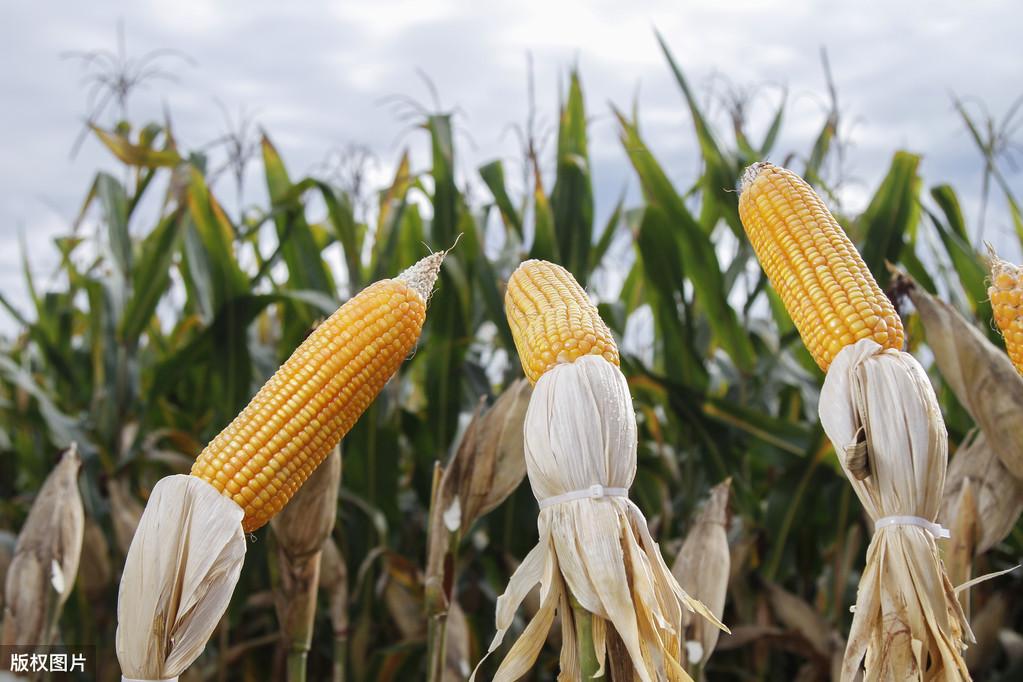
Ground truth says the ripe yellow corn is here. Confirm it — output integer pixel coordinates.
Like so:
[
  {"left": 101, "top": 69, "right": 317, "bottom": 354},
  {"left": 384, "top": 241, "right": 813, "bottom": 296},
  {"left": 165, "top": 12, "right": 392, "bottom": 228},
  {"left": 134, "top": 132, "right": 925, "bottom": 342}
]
[
  {"left": 738, "top": 162, "right": 904, "bottom": 371},
  {"left": 505, "top": 259, "right": 618, "bottom": 383},
  {"left": 987, "top": 249, "right": 1023, "bottom": 374},
  {"left": 191, "top": 253, "right": 442, "bottom": 532}
]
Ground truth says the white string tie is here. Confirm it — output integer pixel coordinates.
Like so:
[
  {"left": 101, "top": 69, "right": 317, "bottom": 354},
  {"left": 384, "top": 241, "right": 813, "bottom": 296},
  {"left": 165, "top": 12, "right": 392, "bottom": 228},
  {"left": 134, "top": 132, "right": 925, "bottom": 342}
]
[
  {"left": 874, "top": 515, "right": 950, "bottom": 539},
  {"left": 121, "top": 678, "right": 178, "bottom": 682},
  {"left": 538, "top": 484, "right": 629, "bottom": 510}
]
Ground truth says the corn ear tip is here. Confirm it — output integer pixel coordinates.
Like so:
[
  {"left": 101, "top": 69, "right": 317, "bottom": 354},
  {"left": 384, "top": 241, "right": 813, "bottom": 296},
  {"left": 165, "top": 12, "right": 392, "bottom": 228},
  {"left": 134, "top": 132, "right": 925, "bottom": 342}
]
[
  {"left": 397, "top": 247, "right": 450, "bottom": 303},
  {"left": 740, "top": 161, "right": 772, "bottom": 194}
]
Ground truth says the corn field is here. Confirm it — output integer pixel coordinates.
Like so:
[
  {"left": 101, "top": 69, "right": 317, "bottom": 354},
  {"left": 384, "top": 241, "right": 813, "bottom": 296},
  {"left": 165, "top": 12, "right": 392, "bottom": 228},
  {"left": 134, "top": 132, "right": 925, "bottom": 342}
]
[{"left": 1, "top": 31, "right": 1023, "bottom": 682}]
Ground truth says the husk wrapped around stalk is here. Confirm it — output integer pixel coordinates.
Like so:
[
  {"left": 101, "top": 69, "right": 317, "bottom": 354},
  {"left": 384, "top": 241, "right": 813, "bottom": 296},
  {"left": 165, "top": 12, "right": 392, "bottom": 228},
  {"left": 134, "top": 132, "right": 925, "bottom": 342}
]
[
  {"left": 671, "top": 479, "right": 731, "bottom": 673},
  {"left": 319, "top": 539, "right": 349, "bottom": 682},
  {"left": 2, "top": 445, "right": 84, "bottom": 647},
  {"left": 473, "top": 356, "right": 725, "bottom": 682},
  {"left": 425, "top": 378, "right": 530, "bottom": 680},
  {"left": 819, "top": 339, "right": 971, "bottom": 681},
  {"left": 270, "top": 446, "right": 341, "bottom": 680}
]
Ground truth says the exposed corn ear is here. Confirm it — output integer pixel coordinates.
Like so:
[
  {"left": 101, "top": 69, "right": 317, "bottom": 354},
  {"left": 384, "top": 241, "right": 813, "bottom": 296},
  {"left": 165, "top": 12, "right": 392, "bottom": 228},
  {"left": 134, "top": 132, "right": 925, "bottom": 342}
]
[
  {"left": 987, "top": 246, "right": 1023, "bottom": 374},
  {"left": 738, "top": 162, "right": 903, "bottom": 370},
  {"left": 192, "top": 251, "right": 443, "bottom": 532},
  {"left": 2, "top": 445, "right": 84, "bottom": 647},
  {"left": 505, "top": 259, "right": 618, "bottom": 383},
  {"left": 118, "top": 254, "right": 443, "bottom": 680},
  {"left": 473, "top": 260, "right": 723, "bottom": 682}
]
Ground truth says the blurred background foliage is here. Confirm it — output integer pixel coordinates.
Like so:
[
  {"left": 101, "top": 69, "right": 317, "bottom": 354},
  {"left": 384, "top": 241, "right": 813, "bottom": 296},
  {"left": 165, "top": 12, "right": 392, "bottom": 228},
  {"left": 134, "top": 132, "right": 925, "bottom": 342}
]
[{"left": 1, "top": 29, "right": 1022, "bottom": 681}]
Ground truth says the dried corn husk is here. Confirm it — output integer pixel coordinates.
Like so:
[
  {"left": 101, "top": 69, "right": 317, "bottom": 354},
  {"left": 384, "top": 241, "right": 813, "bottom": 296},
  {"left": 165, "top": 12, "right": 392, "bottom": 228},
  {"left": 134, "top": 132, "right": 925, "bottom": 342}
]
[
  {"left": 941, "top": 430, "right": 1023, "bottom": 557},
  {"left": 116, "top": 475, "right": 246, "bottom": 680},
  {"left": 445, "top": 600, "right": 471, "bottom": 682},
  {"left": 425, "top": 379, "right": 530, "bottom": 623},
  {"left": 272, "top": 447, "right": 341, "bottom": 560},
  {"left": 672, "top": 479, "right": 731, "bottom": 671},
  {"left": 472, "top": 356, "right": 725, "bottom": 682},
  {"left": 0, "top": 531, "right": 15, "bottom": 615},
  {"left": 2, "top": 445, "right": 84, "bottom": 646},
  {"left": 319, "top": 539, "right": 349, "bottom": 682},
  {"left": 271, "top": 447, "right": 341, "bottom": 676},
  {"left": 819, "top": 339, "right": 971, "bottom": 681},
  {"left": 106, "top": 478, "right": 143, "bottom": 558},
  {"left": 78, "top": 517, "right": 112, "bottom": 602},
  {"left": 904, "top": 273, "right": 1023, "bottom": 479}
]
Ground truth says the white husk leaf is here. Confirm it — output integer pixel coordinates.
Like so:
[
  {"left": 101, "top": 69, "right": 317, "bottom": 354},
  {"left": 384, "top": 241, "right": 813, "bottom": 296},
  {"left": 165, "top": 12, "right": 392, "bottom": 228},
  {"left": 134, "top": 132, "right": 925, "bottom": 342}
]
[
  {"left": 116, "top": 475, "right": 246, "bottom": 679},
  {"left": 819, "top": 339, "right": 971, "bottom": 681},
  {"left": 472, "top": 356, "right": 725, "bottom": 682}
]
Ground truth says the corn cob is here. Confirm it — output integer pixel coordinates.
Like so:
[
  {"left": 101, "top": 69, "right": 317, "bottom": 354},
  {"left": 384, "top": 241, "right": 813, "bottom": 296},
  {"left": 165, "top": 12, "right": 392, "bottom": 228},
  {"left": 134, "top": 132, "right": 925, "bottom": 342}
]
[
  {"left": 505, "top": 259, "right": 618, "bottom": 383},
  {"left": 192, "top": 252, "right": 442, "bottom": 532},
  {"left": 987, "top": 248, "right": 1023, "bottom": 374},
  {"left": 738, "top": 162, "right": 903, "bottom": 371}
]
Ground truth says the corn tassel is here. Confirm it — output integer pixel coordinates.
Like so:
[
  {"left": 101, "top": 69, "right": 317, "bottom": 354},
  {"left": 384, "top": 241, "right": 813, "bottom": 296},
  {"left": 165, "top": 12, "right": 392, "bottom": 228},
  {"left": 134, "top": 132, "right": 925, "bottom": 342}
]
[{"left": 738, "top": 162, "right": 903, "bottom": 370}]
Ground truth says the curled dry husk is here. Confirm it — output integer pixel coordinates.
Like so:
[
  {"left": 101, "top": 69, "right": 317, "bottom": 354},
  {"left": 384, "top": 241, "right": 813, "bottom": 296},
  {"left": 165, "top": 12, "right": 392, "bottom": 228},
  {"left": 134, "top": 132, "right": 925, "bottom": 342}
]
[
  {"left": 904, "top": 272, "right": 1023, "bottom": 479},
  {"left": 473, "top": 356, "right": 725, "bottom": 682},
  {"left": 940, "top": 429, "right": 1023, "bottom": 557},
  {"left": 1, "top": 445, "right": 84, "bottom": 646},
  {"left": 271, "top": 447, "right": 341, "bottom": 661},
  {"left": 116, "top": 475, "right": 246, "bottom": 680},
  {"left": 671, "top": 479, "right": 731, "bottom": 669},
  {"left": 819, "top": 339, "right": 971, "bottom": 681}
]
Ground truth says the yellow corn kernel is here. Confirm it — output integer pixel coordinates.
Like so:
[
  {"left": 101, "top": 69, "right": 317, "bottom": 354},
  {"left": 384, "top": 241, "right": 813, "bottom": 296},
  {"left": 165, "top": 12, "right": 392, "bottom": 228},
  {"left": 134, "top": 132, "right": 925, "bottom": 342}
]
[
  {"left": 988, "top": 249, "right": 1023, "bottom": 375},
  {"left": 738, "top": 162, "right": 904, "bottom": 371},
  {"left": 191, "top": 253, "right": 442, "bottom": 531},
  {"left": 505, "top": 259, "right": 618, "bottom": 383}
]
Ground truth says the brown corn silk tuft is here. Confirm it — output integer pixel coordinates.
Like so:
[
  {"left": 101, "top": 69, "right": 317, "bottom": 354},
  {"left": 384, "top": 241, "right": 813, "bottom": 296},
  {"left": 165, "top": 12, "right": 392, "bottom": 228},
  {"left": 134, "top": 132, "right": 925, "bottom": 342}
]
[
  {"left": 505, "top": 259, "right": 619, "bottom": 383},
  {"left": 738, "top": 162, "right": 903, "bottom": 371},
  {"left": 192, "top": 251, "right": 442, "bottom": 532}
]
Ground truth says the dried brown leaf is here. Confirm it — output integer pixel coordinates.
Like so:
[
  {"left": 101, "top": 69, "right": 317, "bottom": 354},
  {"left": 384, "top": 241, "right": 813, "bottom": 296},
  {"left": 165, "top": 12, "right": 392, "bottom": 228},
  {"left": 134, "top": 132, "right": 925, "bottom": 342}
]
[
  {"left": 906, "top": 275, "right": 1023, "bottom": 480},
  {"left": 672, "top": 479, "right": 731, "bottom": 666},
  {"left": 2, "top": 446, "right": 84, "bottom": 646},
  {"left": 272, "top": 447, "right": 341, "bottom": 560},
  {"left": 940, "top": 430, "right": 1023, "bottom": 555}
]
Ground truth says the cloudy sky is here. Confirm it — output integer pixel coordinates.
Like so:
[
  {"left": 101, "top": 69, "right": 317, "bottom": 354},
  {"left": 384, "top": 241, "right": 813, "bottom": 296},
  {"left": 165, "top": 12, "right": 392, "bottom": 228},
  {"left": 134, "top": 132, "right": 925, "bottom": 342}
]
[{"left": 1, "top": 0, "right": 1021, "bottom": 323}]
